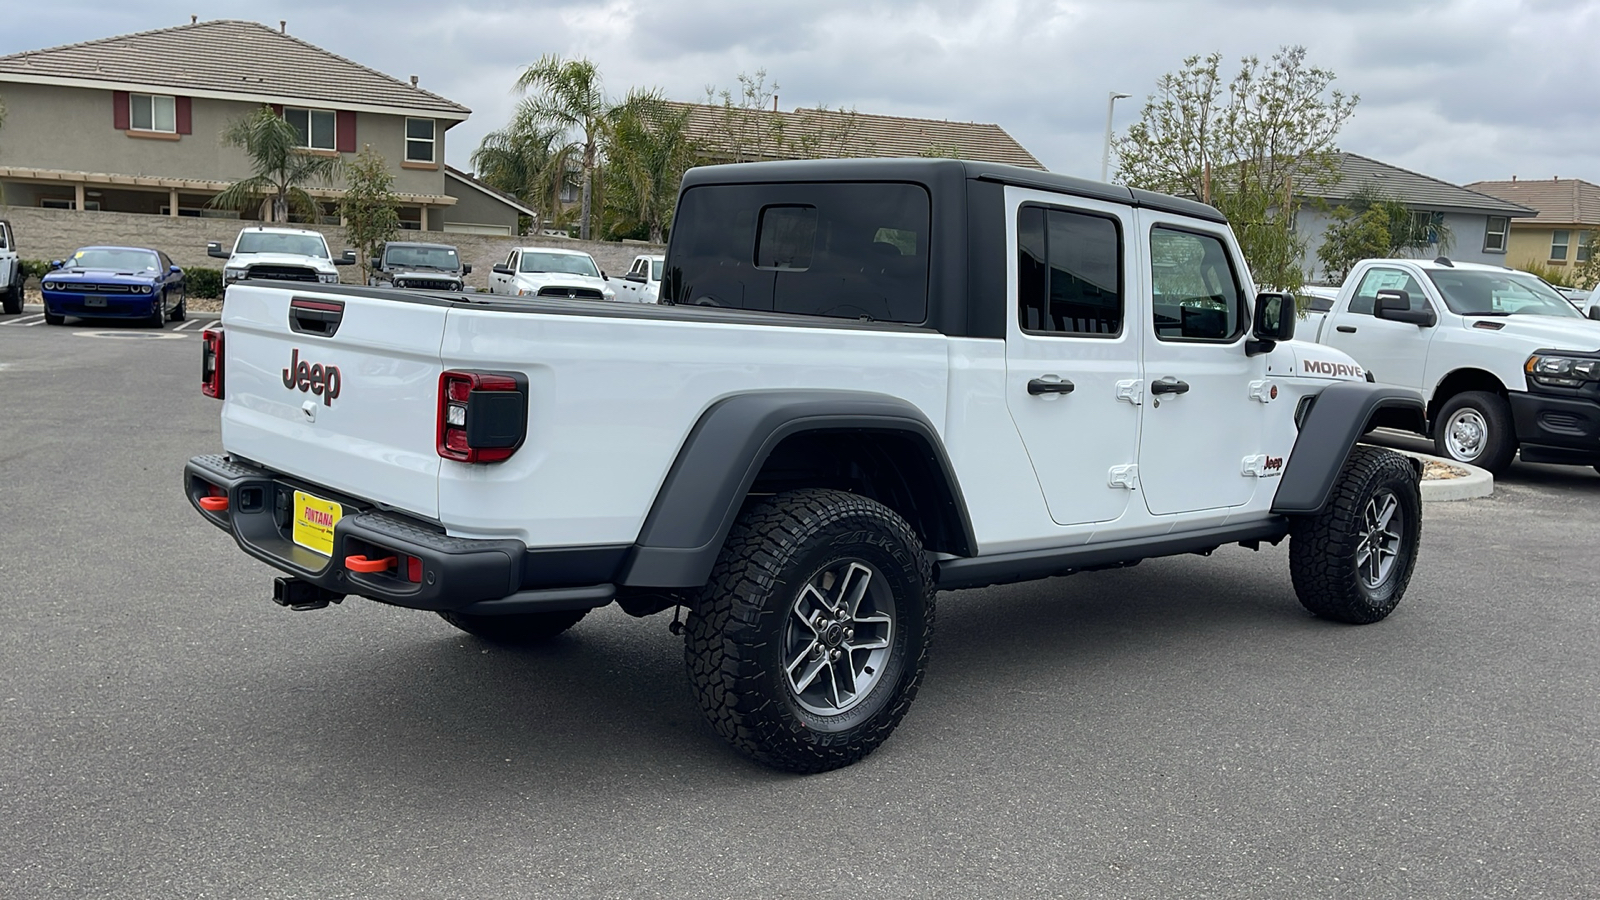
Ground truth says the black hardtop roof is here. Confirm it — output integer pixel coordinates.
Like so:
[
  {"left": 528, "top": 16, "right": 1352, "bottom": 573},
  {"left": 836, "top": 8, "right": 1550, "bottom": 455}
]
[
  {"left": 678, "top": 158, "right": 1228, "bottom": 224},
  {"left": 384, "top": 241, "right": 460, "bottom": 251}
]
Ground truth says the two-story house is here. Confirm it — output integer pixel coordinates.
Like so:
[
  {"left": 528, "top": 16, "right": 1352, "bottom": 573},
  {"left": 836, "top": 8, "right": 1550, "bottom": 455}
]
[
  {"left": 1464, "top": 177, "right": 1600, "bottom": 280},
  {"left": 0, "top": 19, "right": 533, "bottom": 235}
]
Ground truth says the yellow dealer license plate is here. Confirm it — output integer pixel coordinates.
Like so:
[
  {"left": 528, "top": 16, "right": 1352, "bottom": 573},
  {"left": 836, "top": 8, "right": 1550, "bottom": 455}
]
[{"left": 292, "top": 491, "right": 342, "bottom": 557}]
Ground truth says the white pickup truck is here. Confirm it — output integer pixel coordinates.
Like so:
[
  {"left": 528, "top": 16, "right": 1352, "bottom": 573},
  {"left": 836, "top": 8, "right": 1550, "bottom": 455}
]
[
  {"left": 207, "top": 226, "right": 355, "bottom": 288},
  {"left": 1303, "top": 257, "right": 1600, "bottom": 473},
  {"left": 186, "top": 159, "right": 1425, "bottom": 773},
  {"left": 612, "top": 253, "right": 664, "bottom": 303},
  {"left": 487, "top": 246, "right": 616, "bottom": 302}
]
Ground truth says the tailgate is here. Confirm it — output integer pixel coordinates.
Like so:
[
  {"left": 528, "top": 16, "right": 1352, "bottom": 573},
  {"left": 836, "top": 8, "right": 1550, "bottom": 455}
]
[{"left": 218, "top": 284, "right": 447, "bottom": 519}]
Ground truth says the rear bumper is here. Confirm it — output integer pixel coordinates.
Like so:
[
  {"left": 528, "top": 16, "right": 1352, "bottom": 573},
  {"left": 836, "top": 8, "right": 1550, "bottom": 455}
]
[
  {"left": 1509, "top": 392, "right": 1600, "bottom": 465},
  {"left": 184, "top": 454, "right": 621, "bottom": 613}
]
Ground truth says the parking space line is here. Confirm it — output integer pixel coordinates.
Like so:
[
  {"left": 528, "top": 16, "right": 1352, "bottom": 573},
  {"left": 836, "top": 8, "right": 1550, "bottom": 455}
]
[
  {"left": 172, "top": 319, "right": 207, "bottom": 331},
  {"left": 4, "top": 314, "right": 46, "bottom": 327}
]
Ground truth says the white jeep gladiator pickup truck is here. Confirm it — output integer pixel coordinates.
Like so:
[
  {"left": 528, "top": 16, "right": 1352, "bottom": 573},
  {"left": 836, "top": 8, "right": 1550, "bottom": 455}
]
[
  {"left": 186, "top": 159, "right": 1425, "bottom": 773},
  {"left": 0, "top": 219, "right": 23, "bottom": 314},
  {"left": 207, "top": 226, "right": 355, "bottom": 288},
  {"left": 1303, "top": 257, "right": 1600, "bottom": 473}
]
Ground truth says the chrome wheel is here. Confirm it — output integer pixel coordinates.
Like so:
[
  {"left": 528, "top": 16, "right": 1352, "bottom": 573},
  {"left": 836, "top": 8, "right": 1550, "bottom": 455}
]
[
  {"left": 784, "top": 560, "right": 894, "bottom": 716},
  {"left": 1356, "top": 489, "right": 1403, "bottom": 589},
  {"left": 1444, "top": 408, "right": 1487, "bottom": 461}
]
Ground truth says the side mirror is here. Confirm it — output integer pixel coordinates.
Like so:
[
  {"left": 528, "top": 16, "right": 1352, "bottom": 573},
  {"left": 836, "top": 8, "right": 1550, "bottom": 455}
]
[
  {"left": 1247, "top": 291, "right": 1295, "bottom": 355},
  {"left": 461, "top": 263, "right": 472, "bottom": 275},
  {"left": 334, "top": 250, "right": 356, "bottom": 266},
  {"left": 369, "top": 257, "right": 381, "bottom": 270},
  {"left": 601, "top": 271, "right": 609, "bottom": 281},
  {"left": 492, "top": 264, "right": 514, "bottom": 276},
  {"left": 170, "top": 265, "right": 182, "bottom": 274},
  {"left": 1374, "top": 289, "right": 1437, "bottom": 327},
  {"left": 206, "top": 241, "right": 229, "bottom": 260},
  {"left": 49, "top": 259, "right": 64, "bottom": 270},
  {"left": 1588, "top": 305, "right": 1600, "bottom": 321}
]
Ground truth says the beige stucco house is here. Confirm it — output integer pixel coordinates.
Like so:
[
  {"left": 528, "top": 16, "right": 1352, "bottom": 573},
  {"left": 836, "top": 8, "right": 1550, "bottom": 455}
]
[
  {"left": 1464, "top": 177, "right": 1600, "bottom": 282},
  {"left": 0, "top": 19, "right": 532, "bottom": 235}
]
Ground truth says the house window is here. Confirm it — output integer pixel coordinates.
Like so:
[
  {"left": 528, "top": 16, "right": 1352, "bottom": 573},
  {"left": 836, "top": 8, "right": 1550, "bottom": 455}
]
[
  {"left": 1551, "top": 230, "right": 1570, "bottom": 261},
  {"left": 131, "top": 94, "right": 176, "bottom": 133},
  {"left": 285, "top": 108, "right": 336, "bottom": 151},
  {"left": 1578, "top": 231, "right": 1592, "bottom": 263},
  {"left": 405, "top": 118, "right": 435, "bottom": 163},
  {"left": 1483, "top": 217, "right": 1508, "bottom": 253}
]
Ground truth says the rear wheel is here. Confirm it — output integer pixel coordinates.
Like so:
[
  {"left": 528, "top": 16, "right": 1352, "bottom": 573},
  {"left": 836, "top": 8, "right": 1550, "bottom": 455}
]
[
  {"left": 684, "top": 489, "right": 933, "bottom": 773},
  {"left": 1289, "top": 446, "right": 1422, "bottom": 624},
  {"left": 170, "top": 291, "right": 186, "bottom": 322},
  {"left": 437, "top": 608, "right": 588, "bottom": 645},
  {"left": 1433, "top": 391, "right": 1515, "bottom": 473}
]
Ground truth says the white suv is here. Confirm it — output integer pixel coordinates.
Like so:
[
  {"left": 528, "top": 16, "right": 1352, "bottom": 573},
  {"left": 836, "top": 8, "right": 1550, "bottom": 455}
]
[{"left": 208, "top": 226, "right": 354, "bottom": 287}]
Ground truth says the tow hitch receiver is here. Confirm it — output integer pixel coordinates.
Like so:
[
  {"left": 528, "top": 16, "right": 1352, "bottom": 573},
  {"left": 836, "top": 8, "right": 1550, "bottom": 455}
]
[{"left": 272, "top": 577, "right": 345, "bottom": 611}]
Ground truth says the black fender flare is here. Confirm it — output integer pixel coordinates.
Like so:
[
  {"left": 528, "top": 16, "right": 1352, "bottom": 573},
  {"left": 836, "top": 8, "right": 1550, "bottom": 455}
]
[
  {"left": 1272, "top": 382, "right": 1427, "bottom": 515},
  {"left": 620, "top": 390, "right": 976, "bottom": 588}
]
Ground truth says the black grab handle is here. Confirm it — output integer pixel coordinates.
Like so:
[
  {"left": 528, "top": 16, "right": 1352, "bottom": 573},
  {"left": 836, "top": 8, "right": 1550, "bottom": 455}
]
[{"left": 1027, "top": 378, "right": 1076, "bottom": 395}]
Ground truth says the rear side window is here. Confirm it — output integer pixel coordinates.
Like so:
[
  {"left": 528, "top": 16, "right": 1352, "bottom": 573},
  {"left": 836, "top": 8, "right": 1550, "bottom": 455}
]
[
  {"left": 663, "top": 182, "right": 930, "bottom": 323},
  {"left": 1017, "top": 205, "right": 1122, "bottom": 336}
]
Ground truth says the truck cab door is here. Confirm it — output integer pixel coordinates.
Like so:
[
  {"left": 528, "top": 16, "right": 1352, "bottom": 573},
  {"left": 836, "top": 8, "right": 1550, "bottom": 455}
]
[
  {"left": 492, "top": 250, "right": 517, "bottom": 294},
  {"left": 1136, "top": 216, "right": 1267, "bottom": 516},
  {"left": 1321, "top": 265, "right": 1437, "bottom": 390},
  {"left": 1003, "top": 190, "right": 1142, "bottom": 527}
]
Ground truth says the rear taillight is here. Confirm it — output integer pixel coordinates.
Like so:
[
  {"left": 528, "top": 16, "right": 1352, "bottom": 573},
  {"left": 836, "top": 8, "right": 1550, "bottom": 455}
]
[
  {"left": 201, "top": 327, "right": 225, "bottom": 399},
  {"left": 437, "top": 370, "right": 528, "bottom": 463}
]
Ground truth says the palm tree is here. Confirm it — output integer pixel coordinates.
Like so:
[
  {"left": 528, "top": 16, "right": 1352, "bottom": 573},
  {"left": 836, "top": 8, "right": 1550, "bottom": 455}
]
[
  {"left": 513, "top": 55, "right": 614, "bottom": 240},
  {"left": 470, "top": 117, "right": 573, "bottom": 235},
  {"left": 211, "top": 106, "right": 341, "bottom": 223},
  {"left": 604, "top": 91, "right": 698, "bottom": 243}
]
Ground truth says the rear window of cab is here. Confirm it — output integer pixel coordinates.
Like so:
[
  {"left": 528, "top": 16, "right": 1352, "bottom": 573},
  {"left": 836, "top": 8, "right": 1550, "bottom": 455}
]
[{"left": 662, "top": 182, "right": 931, "bottom": 324}]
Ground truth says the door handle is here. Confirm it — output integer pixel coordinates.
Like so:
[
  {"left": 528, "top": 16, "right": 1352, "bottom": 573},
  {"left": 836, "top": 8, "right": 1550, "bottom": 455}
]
[
  {"left": 1027, "top": 377, "right": 1076, "bottom": 395},
  {"left": 1336, "top": 325, "right": 1357, "bottom": 333},
  {"left": 1150, "top": 377, "right": 1190, "bottom": 395}
]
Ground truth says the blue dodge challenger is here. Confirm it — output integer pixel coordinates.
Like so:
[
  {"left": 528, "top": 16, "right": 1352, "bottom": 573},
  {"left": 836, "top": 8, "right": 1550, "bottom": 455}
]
[{"left": 41, "top": 246, "right": 186, "bottom": 327}]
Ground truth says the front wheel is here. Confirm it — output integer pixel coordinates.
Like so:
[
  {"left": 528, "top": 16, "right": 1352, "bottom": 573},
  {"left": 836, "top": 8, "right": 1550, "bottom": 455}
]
[
  {"left": 1289, "top": 446, "right": 1422, "bottom": 624},
  {"left": 684, "top": 489, "right": 933, "bottom": 773},
  {"left": 1433, "top": 391, "right": 1515, "bottom": 473},
  {"left": 145, "top": 293, "right": 166, "bottom": 328},
  {"left": 43, "top": 309, "right": 64, "bottom": 325},
  {"left": 437, "top": 608, "right": 588, "bottom": 644}
]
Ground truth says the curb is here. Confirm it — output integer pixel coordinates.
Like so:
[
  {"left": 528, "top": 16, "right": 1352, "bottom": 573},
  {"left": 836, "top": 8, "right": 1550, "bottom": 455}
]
[{"left": 1374, "top": 445, "right": 1494, "bottom": 502}]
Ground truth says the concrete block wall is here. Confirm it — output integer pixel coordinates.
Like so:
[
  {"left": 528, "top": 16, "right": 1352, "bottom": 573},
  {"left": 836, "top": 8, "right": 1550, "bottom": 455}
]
[{"left": 0, "top": 205, "right": 663, "bottom": 290}]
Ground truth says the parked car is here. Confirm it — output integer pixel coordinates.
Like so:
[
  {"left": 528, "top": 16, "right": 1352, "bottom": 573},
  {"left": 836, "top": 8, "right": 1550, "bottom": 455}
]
[
  {"left": 0, "top": 219, "right": 23, "bottom": 315},
  {"left": 186, "top": 158, "right": 1425, "bottom": 773},
  {"left": 612, "top": 253, "right": 664, "bottom": 303},
  {"left": 208, "top": 226, "right": 354, "bottom": 288},
  {"left": 370, "top": 241, "right": 470, "bottom": 292},
  {"left": 488, "top": 247, "right": 616, "bottom": 301},
  {"left": 40, "top": 246, "right": 185, "bottom": 327},
  {"left": 1301, "top": 257, "right": 1600, "bottom": 473}
]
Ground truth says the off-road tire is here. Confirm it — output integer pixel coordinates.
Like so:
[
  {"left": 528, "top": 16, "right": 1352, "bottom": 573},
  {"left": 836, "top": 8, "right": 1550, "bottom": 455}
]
[
  {"left": 437, "top": 608, "right": 588, "bottom": 645},
  {"left": 1, "top": 281, "right": 20, "bottom": 315},
  {"left": 684, "top": 488, "right": 934, "bottom": 774},
  {"left": 1433, "top": 391, "right": 1516, "bottom": 474},
  {"left": 1289, "top": 446, "right": 1422, "bottom": 624}
]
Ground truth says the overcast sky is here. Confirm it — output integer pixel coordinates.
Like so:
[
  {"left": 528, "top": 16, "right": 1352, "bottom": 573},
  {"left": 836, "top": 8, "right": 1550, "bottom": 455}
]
[{"left": 4, "top": 0, "right": 1597, "bottom": 186}]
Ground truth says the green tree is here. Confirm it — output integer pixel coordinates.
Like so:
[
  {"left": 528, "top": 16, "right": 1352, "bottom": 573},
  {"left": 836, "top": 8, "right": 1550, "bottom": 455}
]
[
  {"left": 513, "top": 55, "right": 617, "bottom": 240},
  {"left": 603, "top": 91, "right": 698, "bottom": 243},
  {"left": 1315, "top": 185, "right": 1454, "bottom": 285},
  {"left": 1573, "top": 233, "right": 1600, "bottom": 290},
  {"left": 212, "top": 106, "right": 341, "bottom": 223},
  {"left": 471, "top": 118, "right": 573, "bottom": 235},
  {"left": 1116, "top": 47, "right": 1359, "bottom": 292},
  {"left": 700, "top": 70, "right": 862, "bottom": 163},
  {"left": 338, "top": 146, "right": 400, "bottom": 282}
]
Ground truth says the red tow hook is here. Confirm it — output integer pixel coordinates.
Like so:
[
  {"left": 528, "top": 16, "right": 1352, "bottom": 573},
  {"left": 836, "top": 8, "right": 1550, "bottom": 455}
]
[
  {"left": 344, "top": 555, "right": 397, "bottom": 574},
  {"left": 199, "top": 495, "right": 229, "bottom": 512}
]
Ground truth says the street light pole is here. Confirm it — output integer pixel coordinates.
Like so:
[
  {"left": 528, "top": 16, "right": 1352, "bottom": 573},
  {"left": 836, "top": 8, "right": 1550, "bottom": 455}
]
[{"left": 1100, "top": 91, "right": 1131, "bottom": 183}]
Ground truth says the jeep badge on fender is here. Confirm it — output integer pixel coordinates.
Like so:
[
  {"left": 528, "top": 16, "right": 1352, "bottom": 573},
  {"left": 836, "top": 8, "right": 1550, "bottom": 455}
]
[{"left": 282, "top": 348, "right": 341, "bottom": 406}]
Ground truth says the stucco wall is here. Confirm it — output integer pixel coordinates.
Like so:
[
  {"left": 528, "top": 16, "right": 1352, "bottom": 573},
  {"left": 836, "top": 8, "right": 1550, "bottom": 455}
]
[
  {"left": 0, "top": 204, "right": 660, "bottom": 289},
  {"left": 0, "top": 82, "right": 448, "bottom": 199},
  {"left": 440, "top": 181, "right": 519, "bottom": 234},
  {"left": 1297, "top": 207, "right": 1512, "bottom": 284}
]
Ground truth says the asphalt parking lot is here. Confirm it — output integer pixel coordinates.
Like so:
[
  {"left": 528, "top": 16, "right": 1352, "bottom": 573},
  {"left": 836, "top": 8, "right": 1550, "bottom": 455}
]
[{"left": 2, "top": 314, "right": 1597, "bottom": 899}]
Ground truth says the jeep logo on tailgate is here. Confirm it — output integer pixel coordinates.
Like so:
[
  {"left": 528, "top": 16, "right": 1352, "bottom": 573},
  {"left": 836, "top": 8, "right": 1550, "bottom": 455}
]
[{"left": 282, "top": 348, "right": 342, "bottom": 406}]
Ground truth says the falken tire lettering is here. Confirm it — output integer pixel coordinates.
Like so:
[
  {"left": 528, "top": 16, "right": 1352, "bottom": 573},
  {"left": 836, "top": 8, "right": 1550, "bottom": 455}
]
[{"left": 281, "top": 349, "right": 341, "bottom": 406}]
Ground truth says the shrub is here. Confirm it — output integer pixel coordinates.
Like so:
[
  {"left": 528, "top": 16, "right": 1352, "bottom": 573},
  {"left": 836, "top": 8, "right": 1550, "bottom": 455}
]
[
  {"left": 1517, "top": 261, "right": 1575, "bottom": 288},
  {"left": 18, "top": 259, "right": 52, "bottom": 282},
  {"left": 185, "top": 266, "right": 224, "bottom": 299}
]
